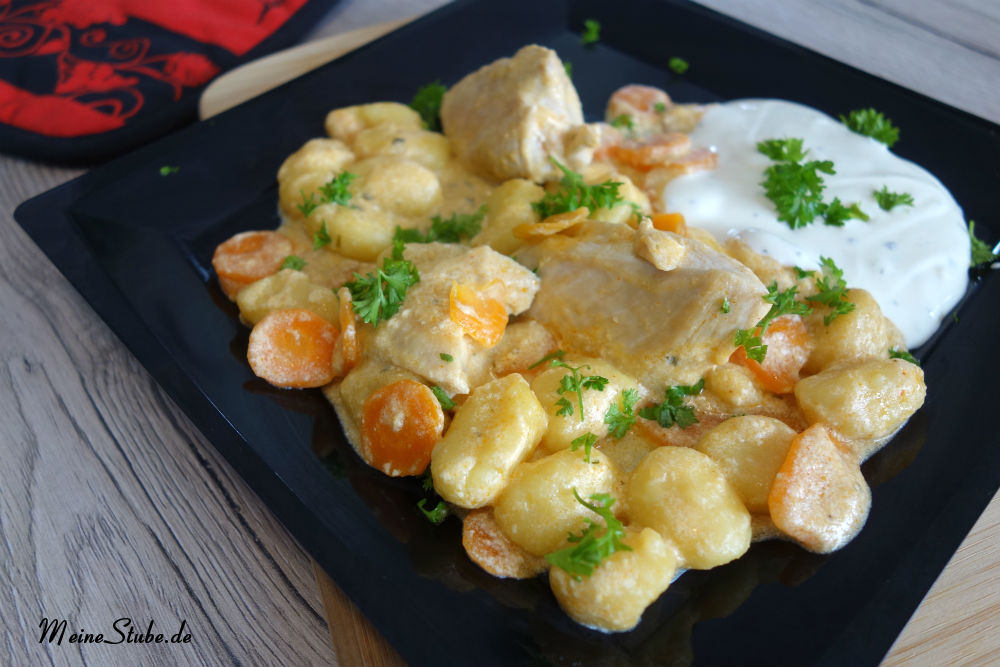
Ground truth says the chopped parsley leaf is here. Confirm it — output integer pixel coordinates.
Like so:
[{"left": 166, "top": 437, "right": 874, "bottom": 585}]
[
  {"left": 440, "top": 352, "right": 454, "bottom": 362},
  {"left": 410, "top": 81, "right": 447, "bottom": 132},
  {"left": 735, "top": 282, "right": 812, "bottom": 361},
  {"left": 823, "top": 197, "right": 869, "bottom": 227},
  {"left": 968, "top": 220, "right": 998, "bottom": 267},
  {"left": 604, "top": 388, "right": 639, "bottom": 439},
  {"left": 343, "top": 244, "right": 419, "bottom": 326},
  {"left": 570, "top": 432, "right": 599, "bottom": 464},
  {"left": 393, "top": 206, "right": 486, "bottom": 245},
  {"left": 840, "top": 108, "right": 900, "bottom": 147},
  {"left": 653, "top": 101, "right": 668, "bottom": 114},
  {"left": 551, "top": 359, "right": 609, "bottom": 421},
  {"left": 720, "top": 297, "right": 731, "bottom": 314},
  {"left": 312, "top": 221, "right": 332, "bottom": 250},
  {"left": 757, "top": 137, "right": 807, "bottom": 163},
  {"left": 610, "top": 114, "right": 634, "bottom": 132},
  {"left": 805, "top": 257, "right": 855, "bottom": 325},
  {"left": 280, "top": 254, "right": 307, "bottom": 271},
  {"left": 529, "top": 349, "right": 566, "bottom": 369},
  {"left": 319, "top": 171, "right": 356, "bottom": 206},
  {"left": 668, "top": 56, "right": 689, "bottom": 75},
  {"left": 580, "top": 19, "right": 601, "bottom": 46},
  {"left": 564, "top": 61, "right": 573, "bottom": 78},
  {"left": 430, "top": 385, "right": 455, "bottom": 411},
  {"left": 417, "top": 498, "right": 449, "bottom": 525},
  {"left": 532, "top": 157, "right": 626, "bottom": 219},
  {"left": 159, "top": 165, "right": 180, "bottom": 176},
  {"left": 297, "top": 190, "right": 320, "bottom": 217},
  {"left": 638, "top": 379, "right": 703, "bottom": 429},
  {"left": 545, "top": 490, "right": 631, "bottom": 580},
  {"left": 874, "top": 186, "right": 915, "bottom": 211},
  {"left": 889, "top": 347, "right": 920, "bottom": 365}
]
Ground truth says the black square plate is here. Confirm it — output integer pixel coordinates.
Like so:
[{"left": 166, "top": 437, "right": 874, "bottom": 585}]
[{"left": 15, "top": 1, "right": 1000, "bottom": 664}]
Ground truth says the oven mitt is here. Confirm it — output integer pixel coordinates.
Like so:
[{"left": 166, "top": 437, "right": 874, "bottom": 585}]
[{"left": 0, "top": 0, "right": 338, "bottom": 163}]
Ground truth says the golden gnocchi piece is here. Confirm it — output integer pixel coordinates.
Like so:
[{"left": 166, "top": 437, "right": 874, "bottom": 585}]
[
  {"left": 352, "top": 125, "right": 452, "bottom": 171},
  {"left": 324, "top": 102, "right": 423, "bottom": 144},
  {"left": 431, "top": 374, "right": 547, "bottom": 509},
  {"left": 312, "top": 204, "right": 397, "bottom": 262},
  {"left": 695, "top": 415, "right": 797, "bottom": 513},
  {"left": 702, "top": 364, "right": 764, "bottom": 409},
  {"left": 768, "top": 424, "right": 871, "bottom": 553},
  {"left": 803, "top": 289, "right": 898, "bottom": 374},
  {"left": 494, "top": 448, "right": 619, "bottom": 556},
  {"left": 236, "top": 268, "right": 340, "bottom": 325},
  {"left": 549, "top": 527, "right": 679, "bottom": 632},
  {"left": 627, "top": 446, "right": 751, "bottom": 569},
  {"left": 473, "top": 179, "right": 545, "bottom": 255},
  {"left": 352, "top": 155, "right": 443, "bottom": 218},
  {"left": 529, "top": 357, "right": 638, "bottom": 454},
  {"left": 794, "top": 358, "right": 925, "bottom": 446}
]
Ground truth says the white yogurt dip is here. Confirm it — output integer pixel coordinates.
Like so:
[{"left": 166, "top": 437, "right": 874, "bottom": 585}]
[{"left": 663, "top": 99, "right": 969, "bottom": 347}]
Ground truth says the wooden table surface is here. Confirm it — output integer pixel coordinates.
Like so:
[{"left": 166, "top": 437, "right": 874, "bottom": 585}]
[{"left": 3, "top": 1, "right": 999, "bottom": 665}]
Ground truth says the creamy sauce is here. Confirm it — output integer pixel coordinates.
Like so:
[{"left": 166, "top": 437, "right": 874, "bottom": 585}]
[{"left": 664, "top": 99, "right": 968, "bottom": 347}]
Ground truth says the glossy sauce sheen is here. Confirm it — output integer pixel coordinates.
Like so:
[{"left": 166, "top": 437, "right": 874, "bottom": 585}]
[{"left": 663, "top": 99, "right": 969, "bottom": 347}]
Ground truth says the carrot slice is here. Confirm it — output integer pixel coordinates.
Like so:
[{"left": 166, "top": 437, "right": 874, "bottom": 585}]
[
  {"left": 213, "top": 231, "right": 293, "bottom": 300},
  {"left": 449, "top": 282, "right": 508, "bottom": 347},
  {"left": 609, "top": 133, "right": 692, "bottom": 171},
  {"left": 336, "top": 286, "right": 360, "bottom": 372},
  {"left": 247, "top": 308, "right": 338, "bottom": 388},
  {"left": 650, "top": 212, "right": 687, "bottom": 235},
  {"left": 730, "top": 315, "right": 810, "bottom": 394},
  {"left": 360, "top": 379, "right": 445, "bottom": 476}
]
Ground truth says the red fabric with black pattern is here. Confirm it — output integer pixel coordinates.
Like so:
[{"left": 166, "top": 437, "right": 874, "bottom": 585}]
[{"left": 0, "top": 0, "right": 337, "bottom": 163}]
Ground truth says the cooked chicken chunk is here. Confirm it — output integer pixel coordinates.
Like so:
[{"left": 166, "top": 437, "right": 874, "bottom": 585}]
[
  {"left": 521, "top": 221, "right": 770, "bottom": 388},
  {"left": 441, "top": 45, "right": 583, "bottom": 183},
  {"left": 370, "top": 243, "right": 540, "bottom": 395}
]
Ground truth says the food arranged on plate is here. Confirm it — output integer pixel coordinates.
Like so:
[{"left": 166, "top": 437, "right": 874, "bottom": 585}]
[{"left": 212, "top": 44, "right": 973, "bottom": 632}]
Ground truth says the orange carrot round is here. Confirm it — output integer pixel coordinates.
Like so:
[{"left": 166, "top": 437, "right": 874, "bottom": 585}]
[
  {"left": 730, "top": 315, "right": 810, "bottom": 394},
  {"left": 247, "top": 308, "right": 338, "bottom": 388},
  {"left": 449, "top": 282, "right": 508, "bottom": 348},
  {"left": 212, "top": 230, "right": 293, "bottom": 300},
  {"left": 609, "top": 133, "right": 692, "bottom": 171},
  {"left": 360, "top": 379, "right": 445, "bottom": 476},
  {"left": 650, "top": 212, "right": 687, "bottom": 235}
]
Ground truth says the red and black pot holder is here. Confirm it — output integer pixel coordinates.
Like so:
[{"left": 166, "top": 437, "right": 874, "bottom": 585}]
[{"left": 0, "top": 0, "right": 338, "bottom": 163}]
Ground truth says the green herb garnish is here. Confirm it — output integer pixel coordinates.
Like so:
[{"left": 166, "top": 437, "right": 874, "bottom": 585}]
[
  {"left": 668, "top": 56, "right": 689, "bottom": 75},
  {"left": 410, "top": 81, "right": 447, "bottom": 132},
  {"left": 610, "top": 114, "right": 634, "bottom": 132},
  {"left": 720, "top": 297, "right": 731, "bottom": 314},
  {"left": 440, "top": 352, "right": 454, "bottom": 362},
  {"left": 417, "top": 498, "right": 449, "bottom": 525},
  {"left": 529, "top": 349, "right": 566, "bottom": 369},
  {"left": 545, "top": 490, "right": 630, "bottom": 580},
  {"left": 889, "top": 347, "right": 920, "bottom": 365},
  {"left": 532, "top": 157, "right": 625, "bottom": 219},
  {"left": 840, "top": 108, "right": 900, "bottom": 147},
  {"left": 551, "top": 359, "right": 609, "bottom": 421},
  {"left": 159, "top": 165, "right": 180, "bottom": 176},
  {"left": 318, "top": 171, "right": 356, "bottom": 206},
  {"left": 604, "top": 388, "right": 639, "bottom": 439},
  {"left": 313, "top": 221, "right": 332, "bottom": 250},
  {"left": 394, "top": 206, "right": 486, "bottom": 244},
  {"left": 580, "top": 19, "right": 601, "bottom": 46},
  {"left": 280, "top": 254, "right": 307, "bottom": 271},
  {"left": 430, "top": 385, "right": 455, "bottom": 411},
  {"left": 638, "top": 379, "right": 704, "bottom": 429},
  {"left": 734, "top": 282, "right": 812, "bottom": 361},
  {"left": 803, "top": 257, "right": 855, "bottom": 324},
  {"left": 874, "top": 186, "right": 915, "bottom": 211},
  {"left": 969, "top": 220, "right": 998, "bottom": 267},
  {"left": 343, "top": 242, "right": 420, "bottom": 326},
  {"left": 297, "top": 190, "right": 320, "bottom": 217},
  {"left": 570, "top": 432, "right": 599, "bottom": 464}
]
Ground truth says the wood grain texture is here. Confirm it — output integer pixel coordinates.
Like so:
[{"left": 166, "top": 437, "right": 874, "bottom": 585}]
[{"left": 1, "top": 1, "right": 998, "bottom": 666}]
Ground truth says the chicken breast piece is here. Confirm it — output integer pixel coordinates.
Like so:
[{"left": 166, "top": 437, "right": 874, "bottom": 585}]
[
  {"left": 522, "top": 221, "right": 770, "bottom": 389},
  {"left": 441, "top": 45, "right": 583, "bottom": 183},
  {"left": 370, "top": 243, "right": 540, "bottom": 395}
]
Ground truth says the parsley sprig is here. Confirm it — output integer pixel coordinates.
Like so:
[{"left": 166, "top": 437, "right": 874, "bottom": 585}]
[
  {"left": 410, "top": 81, "right": 447, "bottom": 132},
  {"left": 299, "top": 171, "right": 356, "bottom": 219},
  {"left": 734, "top": 282, "right": 812, "bottom": 362},
  {"left": 638, "top": 379, "right": 704, "bottom": 429},
  {"left": 668, "top": 56, "right": 689, "bottom": 75},
  {"left": 801, "top": 257, "right": 855, "bottom": 324},
  {"left": 570, "top": 433, "right": 599, "bottom": 464},
  {"left": 532, "top": 158, "right": 626, "bottom": 219},
  {"left": 550, "top": 358, "right": 609, "bottom": 421},
  {"left": 874, "top": 186, "right": 915, "bottom": 211},
  {"left": 580, "top": 19, "right": 601, "bottom": 46},
  {"left": 545, "top": 490, "right": 630, "bottom": 580},
  {"left": 604, "top": 388, "right": 639, "bottom": 439},
  {"left": 394, "top": 206, "right": 485, "bottom": 244},
  {"left": 969, "top": 220, "right": 998, "bottom": 268},
  {"left": 889, "top": 347, "right": 920, "bottom": 365},
  {"left": 840, "top": 108, "right": 900, "bottom": 147},
  {"left": 343, "top": 241, "right": 420, "bottom": 326},
  {"left": 280, "top": 254, "right": 307, "bottom": 271},
  {"left": 757, "top": 139, "right": 868, "bottom": 229}
]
